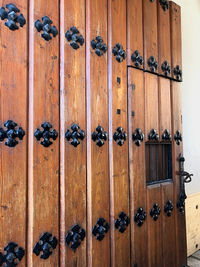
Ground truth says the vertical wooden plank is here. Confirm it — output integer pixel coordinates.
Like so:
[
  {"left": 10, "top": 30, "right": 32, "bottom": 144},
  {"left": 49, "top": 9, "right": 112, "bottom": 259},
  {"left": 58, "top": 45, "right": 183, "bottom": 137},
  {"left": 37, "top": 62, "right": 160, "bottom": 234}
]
[
  {"left": 28, "top": 1, "right": 60, "bottom": 266},
  {"left": 143, "top": 0, "right": 158, "bottom": 73},
  {"left": 170, "top": 2, "right": 182, "bottom": 81},
  {"left": 127, "top": 0, "right": 144, "bottom": 69},
  {"left": 158, "top": 78, "right": 172, "bottom": 140},
  {"left": 144, "top": 73, "right": 159, "bottom": 140},
  {"left": 60, "top": 0, "right": 86, "bottom": 266},
  {"left": 128, "top": 68, "right": 148, "bottom": 267},
  {"left": 171, "top": 81, "right": 187, "bottom": 266},
  {"left": 108, "top": 0, "right": 130, "bottom": 266},
  {"left": 161, "top": 183, "right": 176, "bottom": 267},
  {"left": 157, "top": 0, "right": 171, "bottom": 77},
  {"left": 147, "top": 185, "right": 163, "bottom": 267},
  {"left": 145, "top": 69, "right": 163, "bottom": 266},
  {"left": 86, "top": 1, "right": 110, "bottom": 267},
  {"left": 0, "top": 1, "right": 28, "bottom": 265}
]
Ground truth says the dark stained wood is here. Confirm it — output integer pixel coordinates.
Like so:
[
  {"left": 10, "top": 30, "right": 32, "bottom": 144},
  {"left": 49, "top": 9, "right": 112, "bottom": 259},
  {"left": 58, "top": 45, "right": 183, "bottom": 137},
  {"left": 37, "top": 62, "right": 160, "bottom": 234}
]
[
  {"left": 144, "top": 73, "right": 159, "bottom": 140},
  {"left": 108, "top": 0, "right": 130, "bottom": 266},
  {"left": 28, "top": 1, "right": 60, "bottom": 266},
  {"left": 157, "top": 0, "right": 171, "bottom": 76},
  {"left": 147, "top": 185, "right": 163, "bottom": 267},
  {"left": 60, "top": 0, "right": 86, "bottom": 266},
  {"left": 128, "top": 68, "right": 148, "bottom": 267},
  {"left": 143, "top": 0, "right": 158, "bottom": 72},
  {"left": 127, "top": 0, "right": 143, "bottom": 68},
  {"left": 161, "top": 182, "right": 176, "bottom": 267},
  {"left": 0, "top": 1, "right": 28, "bottom": 265},
  {"left": 170, "top": 2, "right": 182, "bottom": 79},
  {"left": 86, "top": 0, "right": 110, "bottom": 266},
  {"left": 171, "top": 81, "right": 187, "bottom": 266},
  {"left": 158, "top": 78, "right": 172, "bottom": 140}
]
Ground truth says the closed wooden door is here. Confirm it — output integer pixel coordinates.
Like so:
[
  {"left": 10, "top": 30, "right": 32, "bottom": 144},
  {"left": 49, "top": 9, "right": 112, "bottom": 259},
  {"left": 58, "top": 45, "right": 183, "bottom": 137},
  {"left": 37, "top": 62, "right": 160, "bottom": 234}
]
[{"left": 0, "top": 0, "right": 190, "bottom": 266}]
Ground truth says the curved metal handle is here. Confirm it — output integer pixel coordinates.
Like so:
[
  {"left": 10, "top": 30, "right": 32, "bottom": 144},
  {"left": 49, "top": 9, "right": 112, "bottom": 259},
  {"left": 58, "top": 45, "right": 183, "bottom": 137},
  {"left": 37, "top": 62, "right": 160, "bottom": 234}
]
[
  {"left": 177, "top": 154, "right": 193, "bottom": 213},
  {"left": 180, "top": 171, "right": 193, "bottom": 183}
]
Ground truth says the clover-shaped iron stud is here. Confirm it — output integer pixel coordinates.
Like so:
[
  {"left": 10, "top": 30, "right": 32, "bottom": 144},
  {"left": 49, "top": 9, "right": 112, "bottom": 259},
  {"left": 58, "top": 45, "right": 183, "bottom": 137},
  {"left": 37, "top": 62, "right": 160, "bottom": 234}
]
[
  {"left": 0, "top": 120, "right": 25, "bottom": 147},
  {"left": 147, "top": 56, "right": 158, "bottom": 72},
  {"left": 164, "top": 200, "right": 174, "bottom": 217},
  {"left": 35, "top": 16, "right": 58, "bottom": 41},
  {"left": 65, "top": 123, "right": 85, "bottom": 147},
  {"left": 92, "top": 126, "right": 108, "bottom": 147},
  {"left": 0, "top": 3, "right": 26, "bottom": 31},
  {"left": 134, "top": 207, "right": 147, "bottom": 227},
  {"left": 0, "top": 242, "right": 25, "bottom": 267},
  {"left": 159, "top": 0, "right": 169, "bottom": 11},
  {"left": 113, "top": 127, "right": 127, "bottom": 146},
  {"left": 173, "top": 65, "right": 182, "bottom": 81},
  {"left": 65, "top": 224, "right": 86, "bottom": 252},
  {"left": 112, "top": 43, "right": 126, "bottom": 63},
  {"left": 34, "top": 122, "right": 58, "bottom": 147},
  {"left": 91, "top": 36, "right": 107, "bottom": 56},
  {"left": 92, "top": 218, "right": 109, "bottom": 241},
  {"left": 150, "top": 203, "right": 161, "bottom": 221},
  {"left": 132, "top": 128, "right": 145, "bottom": 146},
  {"left": 148, "top": 129, "right": 159, "bottom": 141},
  {"left": 131, "top": 50, "right": 144, "bottom": 68},
  {"left": 33, "top": 232, "right": 58, "bottom": 260},
  {"left": 162, "top": 129, "right": 172, "bottom": 141},
  {"left": 115, "top": 212, "right": 130, "bottom": 233},
  {"left": 161, "top": 61, "right": 171, "bottom": 76},
  {"left": 65, "top": 26, "right": 84, "bottom": 50},
  {"left": 174, "top": 130, "right": 182, "bottom": 145}
]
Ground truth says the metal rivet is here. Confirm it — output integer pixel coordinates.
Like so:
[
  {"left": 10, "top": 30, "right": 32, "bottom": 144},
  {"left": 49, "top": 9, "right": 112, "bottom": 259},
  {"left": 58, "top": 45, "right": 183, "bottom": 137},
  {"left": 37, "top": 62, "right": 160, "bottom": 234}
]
[
  {"left": 132, "top": 84, "right": 135, "bottom": 90},
  {"left": 117, "top": 77, "right": 121, "bottom": 84},
  {"left": 117, "top": 109, "right": 121, "bottom": 114},
  {"left": 0, "top": 120, "right": 25, "bottom": 147},
  {"left": 35, "top": 16, "right": 58, "bottom": 41},
  {"left": 131, "top": 111, "right": 135, "bottom": 117},
  {"left": 33, "top": 233, "right": 58, "bottom": 259},
  {"left": 0, "top": 4, "right": 26, "bottom": 31}
]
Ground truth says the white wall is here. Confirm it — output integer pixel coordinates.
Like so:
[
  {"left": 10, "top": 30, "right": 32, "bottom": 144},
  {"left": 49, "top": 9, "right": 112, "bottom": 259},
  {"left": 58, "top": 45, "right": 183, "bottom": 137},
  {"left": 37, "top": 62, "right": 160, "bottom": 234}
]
[{"left": 174, "top": 0, "right": 200, "bottom": 195}]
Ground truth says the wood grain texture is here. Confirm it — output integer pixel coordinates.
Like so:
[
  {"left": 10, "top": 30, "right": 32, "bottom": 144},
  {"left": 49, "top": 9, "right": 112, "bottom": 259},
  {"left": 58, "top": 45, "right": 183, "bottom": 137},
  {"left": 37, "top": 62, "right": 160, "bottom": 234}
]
[
  {"left": 86, "top": 0, "right": 110, "bottom": 266},
  {"left": 170, "top": 2, "right": 182, "bottom": 79},
  {"left": 0, "top": 1, "right": 28, "bottom": 265},
  {"left": 147, "top": 185, "right": 163, "bottom": 267},
  {"left": 161, "top": 183, "right": 176, "bottom": 267},
  {"left": 60, "top": 0, "right": 86, "bottom": 266},
  {"left": 157, "top": 1, "right": 171, "bottom": 76},
  {"left": 28, "top": 1, "right": 60, "bottom": 266},
  {"left": 144, "top": 73, "right": 159, "bottom": 141},
  {"left": 158, "top": 77, "right": 172, "bottom": 141},
  {"left": 171, "top": 81, "right": 187, "bottom": 266},
  {"left": 128, "top": 68, "right": 148, "bottom": 267},
  {"left": 108, "top": 0, "right": 130, "bottom": 266},
  {"left": 186, "top": 193, "right": 200, "bottom": 257},
  {"left": 127, "top": 0, "right": 143, "bottom": 68},
  {"left": 143, "top": 0, "right": 158, "bottom": 72}
]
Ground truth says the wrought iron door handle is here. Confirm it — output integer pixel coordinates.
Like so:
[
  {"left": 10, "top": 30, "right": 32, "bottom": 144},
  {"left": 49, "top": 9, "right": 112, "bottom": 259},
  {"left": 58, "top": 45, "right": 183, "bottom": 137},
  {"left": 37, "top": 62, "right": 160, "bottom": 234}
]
[{"left": 177, "top": 154, "right": 193, "bottom": 213}]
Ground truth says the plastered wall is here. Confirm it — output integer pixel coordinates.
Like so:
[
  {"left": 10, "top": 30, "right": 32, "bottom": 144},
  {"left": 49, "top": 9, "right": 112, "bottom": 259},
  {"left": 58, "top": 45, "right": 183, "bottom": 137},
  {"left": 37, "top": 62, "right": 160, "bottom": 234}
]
[{"left": 174, "top": 0, "right": 200, "bottom": 195}]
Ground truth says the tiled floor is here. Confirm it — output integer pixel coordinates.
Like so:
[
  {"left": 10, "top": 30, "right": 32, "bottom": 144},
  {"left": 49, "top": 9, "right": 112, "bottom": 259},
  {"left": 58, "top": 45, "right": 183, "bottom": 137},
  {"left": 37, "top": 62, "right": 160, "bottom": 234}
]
[{"left": 188, "top": 250, "right": 200, "bottom": 267}]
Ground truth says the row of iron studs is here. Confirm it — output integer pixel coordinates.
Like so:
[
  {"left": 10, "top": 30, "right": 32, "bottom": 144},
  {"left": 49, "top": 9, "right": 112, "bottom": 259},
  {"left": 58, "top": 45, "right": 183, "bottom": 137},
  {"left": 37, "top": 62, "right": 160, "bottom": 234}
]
[
  {"left": 0, "top": 200, "right": 174, "bottom": 265},
  {"left": 0, "top": 3, "right": 182, "bottom": 81},
  {"left": 0, "top": 121, "right": 183, "bottom": 148}
]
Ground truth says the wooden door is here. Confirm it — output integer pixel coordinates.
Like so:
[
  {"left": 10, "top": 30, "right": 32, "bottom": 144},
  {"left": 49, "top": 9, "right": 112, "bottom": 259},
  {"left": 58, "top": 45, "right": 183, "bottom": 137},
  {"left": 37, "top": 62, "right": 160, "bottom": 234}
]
[{"left": 0, "top": 1, "right": 189, "bottom": 267}]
